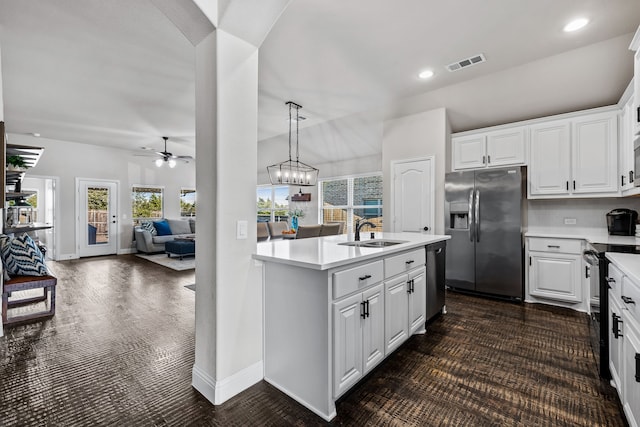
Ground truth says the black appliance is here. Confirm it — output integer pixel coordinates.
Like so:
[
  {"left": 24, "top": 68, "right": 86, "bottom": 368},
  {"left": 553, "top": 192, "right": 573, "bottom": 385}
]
[
  {"left": 606, "top": 208, "right": 638, "bottom": 236},
  {"left": 586, "top": 242, "right": 640, "bottom": 379},
  {"left": 426, "top": 240, "right": 446, "bottom": 321}
]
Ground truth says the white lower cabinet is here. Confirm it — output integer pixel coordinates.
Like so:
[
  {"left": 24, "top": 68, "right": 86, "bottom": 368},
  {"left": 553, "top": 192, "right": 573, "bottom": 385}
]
[
  {"left": 623, "top": 315, "right": 640, "bottom": 427},
  {"left": 609, "top": 289, "right": 624, "bottom": 394},
  {"left": 384, "top": 266, "right": 426, "bottom": 355},
  {"left": 528, "top": 253, "right": 582, "bottom": 303},
  {"left": 333, "top": 283, "right": 385, "bottom": 397}
]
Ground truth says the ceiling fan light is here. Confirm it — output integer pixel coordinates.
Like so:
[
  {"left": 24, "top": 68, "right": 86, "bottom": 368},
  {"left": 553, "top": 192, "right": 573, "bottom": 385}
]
[
  {"left": 168, "top": 159, "right": 177, "bottom": 168},
  {"left": 155, "top": 158, "right": 163, "bottom": 167}
]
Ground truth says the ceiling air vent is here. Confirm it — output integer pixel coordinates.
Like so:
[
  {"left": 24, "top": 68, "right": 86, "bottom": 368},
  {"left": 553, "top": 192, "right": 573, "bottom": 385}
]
[{"left": 446, "top": 53, "right": 486, "bottom": 72}]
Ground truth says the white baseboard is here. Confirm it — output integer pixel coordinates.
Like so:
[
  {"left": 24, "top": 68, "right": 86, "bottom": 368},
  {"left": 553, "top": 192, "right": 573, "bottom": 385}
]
[
  {"left": 117, "top": 248, "right": 137, "bottom": 255},
  {"left": 56, "top": 253, "right": 79, "bottom": 261},
  {"left": 192, "top": 360, "right": 263, "bottom": 405}
]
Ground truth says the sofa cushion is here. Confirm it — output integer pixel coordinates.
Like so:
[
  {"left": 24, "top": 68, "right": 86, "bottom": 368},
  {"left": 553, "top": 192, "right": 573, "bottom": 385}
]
[
  {"left": 151, "top": 235, "right": 177, "bottom": 244},
  {"left": 0, "top": 234, "right": 49, "bottom": 277},
  {"left": 189, "top": 218, "right": 196, "bottom": 233},
  {"left": 153, "top": 219, "right": 172, "bottom": 236},
  {"left": 167, "top": 219, "right": 191, "bottom": 235},
  {"left": 140, "top": 221, "right": 157, "bottom": 236}
]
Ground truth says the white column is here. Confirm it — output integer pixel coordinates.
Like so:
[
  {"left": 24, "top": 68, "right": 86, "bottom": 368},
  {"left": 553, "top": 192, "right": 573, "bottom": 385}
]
[{"left": 154, "top": 0, "right": 290, "bottom": 405}]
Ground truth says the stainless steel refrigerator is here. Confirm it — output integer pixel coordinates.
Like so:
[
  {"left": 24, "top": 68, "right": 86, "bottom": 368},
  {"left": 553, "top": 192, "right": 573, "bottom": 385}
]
[{"left": 445, "top": 167, "right": 525, "bottom": 299}]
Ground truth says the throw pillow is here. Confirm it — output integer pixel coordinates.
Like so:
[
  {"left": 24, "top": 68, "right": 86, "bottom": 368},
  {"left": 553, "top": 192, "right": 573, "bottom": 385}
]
[
  {"left": 153, "top": 219, "right": 172, "bottom": 236},
  {"left": 141, "top": 221, "right": 157, "bottom": 236},
  {"left": 0, "top": 234, "right": 48, "bottom": 277}
]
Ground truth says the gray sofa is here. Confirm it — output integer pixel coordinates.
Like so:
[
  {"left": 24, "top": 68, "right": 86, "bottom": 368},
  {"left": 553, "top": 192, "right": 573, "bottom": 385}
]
[{"left": 134, "top": 218, "right": 195, "bottom": 253}]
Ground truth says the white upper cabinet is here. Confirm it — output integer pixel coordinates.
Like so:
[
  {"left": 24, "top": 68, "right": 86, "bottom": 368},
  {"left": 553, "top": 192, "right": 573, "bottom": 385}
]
[
  {"left": 452, "top": 135, "right": 486, "bottom": 170},
  {"left": 631, "top": 26, "right": 640, "bottom": 136},
  {"left": 571, "top": 112, "right": 618, "bottom": 194},
  {"left": 486, "top": 128, "right": 527, "bottom": 167},
  {"left": 620, "top": 91, "right": 635, "bottom": 191},
  {"left": 529, "top": 120, "right": 571, "bottom": 196},
  {"left": 452, "top": 128, "right": 526, "bottom": 171},
  {"left": 527, "top": 109, "right": 619, "bottom": 199}
]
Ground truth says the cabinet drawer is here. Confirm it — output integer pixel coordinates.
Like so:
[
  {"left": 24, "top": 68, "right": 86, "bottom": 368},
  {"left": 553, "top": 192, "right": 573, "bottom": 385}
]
[
  {"left": 384, "top": 248, "right": 426, "bottom": 278},
  {"left": 622, "top": 275, "right": 640, "bottom": 323},
  {"left": 607, "top": 263, "right": 624, "bottom": 301},
  {"left": 528, "top": 237, "right": 582, "bottom": 254},
  {"left": 333, "top": 260, "right": 384, "bottom": 299}
]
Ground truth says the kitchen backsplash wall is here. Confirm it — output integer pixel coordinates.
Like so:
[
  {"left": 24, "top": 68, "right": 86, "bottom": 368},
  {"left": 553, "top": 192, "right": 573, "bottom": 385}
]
[{"left": 528, "top": 197, "right": 640, "bottom": 229}]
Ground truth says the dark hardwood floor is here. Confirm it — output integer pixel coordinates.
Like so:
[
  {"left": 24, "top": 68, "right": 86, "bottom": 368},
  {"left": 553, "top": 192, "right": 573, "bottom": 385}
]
[{"left": 0, "top": 255, "right": 626, "bottom": 426}]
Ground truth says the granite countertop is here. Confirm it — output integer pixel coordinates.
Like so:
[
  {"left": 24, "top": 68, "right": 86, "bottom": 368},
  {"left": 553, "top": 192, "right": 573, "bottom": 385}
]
[
  {"left": 525, "top": 227, "right": 640, "bottom": 246},
  {"left": 605, "top": 253, "right": 640, "bottom": 284},
  {"left": 253, "top": 232, "right": 450, "bottom": 270}
]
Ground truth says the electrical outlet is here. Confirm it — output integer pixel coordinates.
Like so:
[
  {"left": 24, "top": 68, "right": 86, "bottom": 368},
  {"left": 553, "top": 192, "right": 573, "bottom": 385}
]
[{"left": 564, "top": 218, "right": 577, "bottom": 225}]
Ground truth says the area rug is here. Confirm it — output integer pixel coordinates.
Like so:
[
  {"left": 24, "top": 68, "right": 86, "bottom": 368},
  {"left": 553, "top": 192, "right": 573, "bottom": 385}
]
[{"left": 136, "top": 253, "right": 195, "bottom": 271}]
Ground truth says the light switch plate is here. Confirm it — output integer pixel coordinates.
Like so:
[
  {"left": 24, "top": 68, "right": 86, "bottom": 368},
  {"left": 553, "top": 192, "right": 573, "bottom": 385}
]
[
  {"left": 564, "top": 218, "right": 577, "bottom": 225},
  {"left": 237, "top": 220, "right": 248, "bottom": 239}
]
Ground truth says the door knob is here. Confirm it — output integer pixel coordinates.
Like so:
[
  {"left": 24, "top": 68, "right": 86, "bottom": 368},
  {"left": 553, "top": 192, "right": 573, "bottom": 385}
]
[{"left": 423, "top": 226, "right": 429, "bottom": 231}]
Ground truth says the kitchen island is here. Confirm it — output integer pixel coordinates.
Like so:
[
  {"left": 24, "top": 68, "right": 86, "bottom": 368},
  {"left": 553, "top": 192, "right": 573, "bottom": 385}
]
[{"left": 254, "top": 232, "right": 450, "bottom": 421}]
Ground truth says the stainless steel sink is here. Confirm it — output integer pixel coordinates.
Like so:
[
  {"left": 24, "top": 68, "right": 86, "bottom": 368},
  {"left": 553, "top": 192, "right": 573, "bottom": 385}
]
[{"left": 338, "top": 239, "right": 408, "bottom": 248}]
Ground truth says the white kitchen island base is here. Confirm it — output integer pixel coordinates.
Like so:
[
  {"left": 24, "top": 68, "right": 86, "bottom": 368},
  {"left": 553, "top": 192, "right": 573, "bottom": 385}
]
[{"left": 256, "top": 233, "right": 450, "bottom": 421}]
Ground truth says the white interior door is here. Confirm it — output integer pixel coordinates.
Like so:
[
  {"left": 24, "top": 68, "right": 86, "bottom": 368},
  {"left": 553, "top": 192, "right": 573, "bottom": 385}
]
[
  {"left": 77, "top": 179, "right": 118, "bottom": 257},
  {"left": 392, "top": 158, "right": 434, "bottom": 233}
]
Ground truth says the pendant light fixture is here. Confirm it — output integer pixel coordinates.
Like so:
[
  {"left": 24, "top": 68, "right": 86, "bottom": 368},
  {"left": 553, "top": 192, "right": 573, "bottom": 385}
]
[{"left": 267, "top": 101, "right": 319, "bottom": 186}]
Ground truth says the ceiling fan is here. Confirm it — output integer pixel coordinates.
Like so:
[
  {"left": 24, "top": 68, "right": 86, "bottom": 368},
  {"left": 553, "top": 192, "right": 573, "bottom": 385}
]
[{"left": 141, "top": 136, "right": 194, "bottom": 168}]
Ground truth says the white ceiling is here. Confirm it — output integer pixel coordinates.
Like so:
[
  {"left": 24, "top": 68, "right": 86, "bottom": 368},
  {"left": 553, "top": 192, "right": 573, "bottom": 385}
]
[{"left": 0, "top": 0, "right": 639, "bottom": 158}]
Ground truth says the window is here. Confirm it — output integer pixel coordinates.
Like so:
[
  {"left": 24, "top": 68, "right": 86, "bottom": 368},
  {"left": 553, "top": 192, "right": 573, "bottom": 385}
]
[
  {"left": 320, "top": 174, "right": 383, "bottom": 234},
  {"left": 257, "top": 185, "right": 289, "bottom": 222},
  {"left": 132, "top": 186, "right": 163, "bottom": 223},
  {"left": 180, "top": 188, "right": 196, "bottom": 217}
]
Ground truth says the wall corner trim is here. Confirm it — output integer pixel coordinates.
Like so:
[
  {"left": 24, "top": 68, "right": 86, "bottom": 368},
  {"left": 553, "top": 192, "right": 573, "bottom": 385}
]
[{"left": 192, "top": 360, "right": 263, "bottom": 405}]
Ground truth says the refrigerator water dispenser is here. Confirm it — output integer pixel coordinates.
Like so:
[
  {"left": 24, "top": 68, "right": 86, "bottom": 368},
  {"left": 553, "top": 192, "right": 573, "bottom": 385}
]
[{"left": 449, "top": 202, "right": 469, "bottom": 229}]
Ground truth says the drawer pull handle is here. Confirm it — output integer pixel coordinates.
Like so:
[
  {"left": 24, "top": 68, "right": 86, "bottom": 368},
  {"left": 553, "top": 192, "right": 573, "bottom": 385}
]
[
  {"left": 622, "top": 296, "right": 636, "bottom": 305},
  {"left": 612, "top": 313, "right": 623, "bottom": 339},
  {"left": 405, "top": 260, "right": 415, "bottom": 265},
  {"left": 359, "top": 274, "right": 372, "bottom": 281},
  {"left": 547, "top": 245, "right": 560, "bottom": 249}
]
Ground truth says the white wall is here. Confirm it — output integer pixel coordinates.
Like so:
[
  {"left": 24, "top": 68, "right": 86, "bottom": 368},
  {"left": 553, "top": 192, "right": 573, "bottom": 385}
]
[
  {"left": 7, "top": 133, "right": 195, "bottom": 258},
  {"left": 382, "top": 108, "right": 449, "bottom": 234},
  {"left": 528, "top": 197, "right": 640, "bottom": 229}
]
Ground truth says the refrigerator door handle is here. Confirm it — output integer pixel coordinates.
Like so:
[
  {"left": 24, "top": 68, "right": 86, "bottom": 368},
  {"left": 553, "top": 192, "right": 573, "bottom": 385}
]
[
  {"left": 475, "top": 190, "right": 480, "bottom": 243},
  {"left": 468, "top": 190, "right": 474, "bottom": 242}
]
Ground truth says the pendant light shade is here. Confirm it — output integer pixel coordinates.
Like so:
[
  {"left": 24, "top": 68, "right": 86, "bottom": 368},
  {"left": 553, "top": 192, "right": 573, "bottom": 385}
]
[{"left": 267, "top": 101, "right": 319, "bottom": 186}]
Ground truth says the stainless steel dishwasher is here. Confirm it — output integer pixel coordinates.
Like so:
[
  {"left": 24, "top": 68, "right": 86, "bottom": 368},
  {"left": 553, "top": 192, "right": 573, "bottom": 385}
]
[{"left": 426, "top": 240, "right": 447, "bottom": 320}]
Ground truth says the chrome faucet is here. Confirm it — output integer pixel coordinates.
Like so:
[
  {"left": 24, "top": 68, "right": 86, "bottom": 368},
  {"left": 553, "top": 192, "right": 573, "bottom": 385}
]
[{"left": 354, "top": 219, "right": 376, "bottom": 241}]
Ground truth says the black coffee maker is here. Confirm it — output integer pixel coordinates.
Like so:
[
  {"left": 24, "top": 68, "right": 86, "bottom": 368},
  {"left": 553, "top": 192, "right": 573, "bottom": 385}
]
[{"left": 606, "top": 209, "right": 638, "bottom": 236}]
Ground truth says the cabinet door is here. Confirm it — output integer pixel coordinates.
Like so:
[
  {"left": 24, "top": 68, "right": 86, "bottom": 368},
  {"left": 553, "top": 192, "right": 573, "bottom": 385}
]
[
  {"left": 408, "top": 267, "right": 426, "bottom": 335},
  {"left": 333, "top": 293, "right": 363, "bottom": 397},
  {"left": 622, "top": 319, "right": 640, "bottom": 427},
  {"left": 452, "top": 135, "right": 486, "bottom": 170},
  {"left": 529, "top": 252, "right": 582, "bottom": 303},
  {"left": 486, "top": 128, "right": 526, "bottom": 168},
  {"left": 528, "top": 120, "right": 571, "bottom": 196},
  {"left": 609, "top": 290, "right": 624, "bottom": 395},
  {"left": 384, "top": 275, "right": 409, "bottom": 355},
  {"left": 621, "top": 98, "right": 635, "bottom": 190},
  {"left": 362, "top": 284, "right": 385, "bottom": 374},
  {"left": 572, "top": 112, "right": 618, "bottom": 194}
]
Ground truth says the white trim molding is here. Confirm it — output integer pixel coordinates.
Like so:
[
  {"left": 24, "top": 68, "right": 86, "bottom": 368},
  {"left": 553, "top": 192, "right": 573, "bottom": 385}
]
[{"left": 192, "top": 360, "right": 263, "bottom": 405}]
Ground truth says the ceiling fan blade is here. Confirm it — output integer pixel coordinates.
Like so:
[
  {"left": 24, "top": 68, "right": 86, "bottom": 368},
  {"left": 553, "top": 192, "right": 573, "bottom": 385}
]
[{"left": 175, "top": 155, "right": 194, "bottom": 160}]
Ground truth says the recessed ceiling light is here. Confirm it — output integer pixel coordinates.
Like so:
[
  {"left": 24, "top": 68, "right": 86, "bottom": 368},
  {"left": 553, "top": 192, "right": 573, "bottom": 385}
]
[
  {"left": 32, "top": 133, "right": 41, "bottom": 137},
  {"left": 418, "top": 70, "right": 434, "bottom": 79},
  {"left": 563, "top": 18, "right": 589, "bottom": 32}
]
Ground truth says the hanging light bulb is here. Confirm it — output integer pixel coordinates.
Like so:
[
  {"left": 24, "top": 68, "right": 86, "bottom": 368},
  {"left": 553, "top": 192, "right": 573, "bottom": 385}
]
[
  {"left": 267, "top": 101, "right": 319, "bottom": 186},
  {"left": 155, "top": 158, "right": 163, "bottom": 167},
  {"left": 168, "top": 159, "right": 177, "bottom": 168}
]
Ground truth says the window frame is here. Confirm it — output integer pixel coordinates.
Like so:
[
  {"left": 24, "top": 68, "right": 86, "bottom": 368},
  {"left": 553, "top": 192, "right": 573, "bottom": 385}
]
[
  {"left": 180, "top": 188, "right": 196, "bottom": 217},
  {"left": 319, "top": 172, "right": 383, "bottom": 235},
  {"left": 132, "top": 185, "right": 165, "bottom": 224},
  {"left": 257, "top": 185, "right": 290, "bottom": 223}
]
